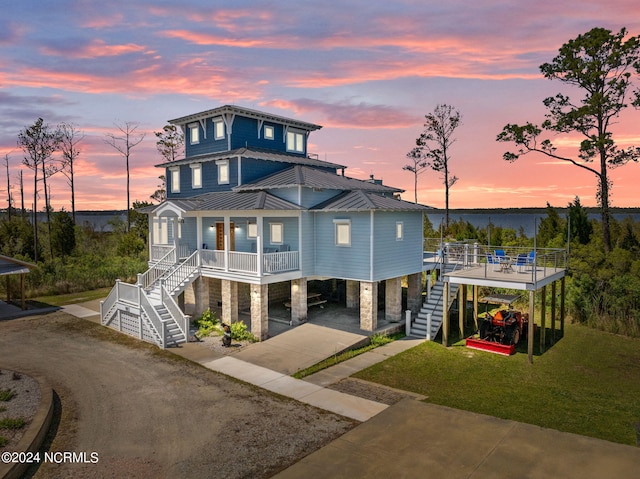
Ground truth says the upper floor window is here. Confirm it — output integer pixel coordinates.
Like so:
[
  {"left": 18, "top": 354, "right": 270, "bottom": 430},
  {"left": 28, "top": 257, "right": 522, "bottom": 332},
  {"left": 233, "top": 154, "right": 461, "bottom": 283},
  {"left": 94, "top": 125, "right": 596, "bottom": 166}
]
[
  {"left": 270, "top": 223, "right": 283, "bottom": 244},
  {"left": 396, "top": 222, "right": 403, "bottom": 240},
  {"left": 264, "top": 125, "right": 274, "bottom": 140},
  {"left": 169, "top": 167, "right": 180, "bottom": 193},
  {"left": 334, "top": 219, "right": 351, "bottom": 247},
  {"left": 214, "top": 118, "right": 225, "bottom": 140},
  {"left": 217, "top": 160, "right": 229, "bottom": 184},
  {"left": 190, "top": 163, "right": 202, "bottom": 189},
  {"left": 286, "top": 130, "right": 305, "bottom": 153},
  {"left": 188, "top": 123, "right": 199, "bottom": 144}
]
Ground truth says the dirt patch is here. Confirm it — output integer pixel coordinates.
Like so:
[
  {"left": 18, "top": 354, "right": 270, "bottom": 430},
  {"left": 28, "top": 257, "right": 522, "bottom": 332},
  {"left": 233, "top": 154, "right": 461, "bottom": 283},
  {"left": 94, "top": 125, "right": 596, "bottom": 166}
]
[
  {"left": 328, "top": 378, "right": 426, "bottom": 406},
  {"left": 0, "top": 312, "right": 356, "bottom": 478}
]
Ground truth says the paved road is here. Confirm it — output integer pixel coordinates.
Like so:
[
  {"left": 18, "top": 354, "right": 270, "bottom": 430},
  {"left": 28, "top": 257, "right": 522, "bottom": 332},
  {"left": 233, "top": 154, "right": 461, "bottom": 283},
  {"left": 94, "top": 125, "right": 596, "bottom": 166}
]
[{"left": 0, "top": 312, "right": 355, "bottom": 478}]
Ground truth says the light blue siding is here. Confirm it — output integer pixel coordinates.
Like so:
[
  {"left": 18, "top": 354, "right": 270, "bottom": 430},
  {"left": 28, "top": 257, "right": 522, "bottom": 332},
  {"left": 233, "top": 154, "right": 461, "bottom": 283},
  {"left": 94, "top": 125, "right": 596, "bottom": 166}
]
[
  {"left": 371, "top": 211, "right": 424, "bottom": 280},
  {"left": 313, "top": 212, "right": 372, "bottom": 280}
]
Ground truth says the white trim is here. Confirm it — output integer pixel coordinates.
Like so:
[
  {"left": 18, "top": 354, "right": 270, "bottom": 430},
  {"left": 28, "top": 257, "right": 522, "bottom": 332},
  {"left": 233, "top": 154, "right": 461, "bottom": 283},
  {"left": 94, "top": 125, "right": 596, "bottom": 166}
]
[
  {"left": 188, "top": 123, "right": 199, "bottom": 145},
  {"left": 264, "top": 124, "right": 274, "bottom": 140},
  {"left": 190, "top": 163, "right": 202, "bottom": 189},
  {"left": 169, "top": 166, "right": 180, "bottom": 193},
  {"left": 217, "top": 159, "right": 229, "bottom": 184},
  {"left": 396, "top": 221, "right": 404, "bottom": 240},
  {"left": 270, "top": 222, "right": 284, "bottom": 245},
  {"left": 213, "top": 117, "right": 225, "bottom": 140}
]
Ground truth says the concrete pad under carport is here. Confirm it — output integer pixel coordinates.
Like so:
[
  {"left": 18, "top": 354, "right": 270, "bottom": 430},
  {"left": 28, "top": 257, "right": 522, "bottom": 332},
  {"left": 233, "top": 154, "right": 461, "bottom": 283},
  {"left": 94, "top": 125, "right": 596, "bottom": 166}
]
[
  {"left": 232, "top": 323, "right": 369, "bottom": 375},
  {"left": 274, "top": 399, "right": 640, "bottom": 479}
]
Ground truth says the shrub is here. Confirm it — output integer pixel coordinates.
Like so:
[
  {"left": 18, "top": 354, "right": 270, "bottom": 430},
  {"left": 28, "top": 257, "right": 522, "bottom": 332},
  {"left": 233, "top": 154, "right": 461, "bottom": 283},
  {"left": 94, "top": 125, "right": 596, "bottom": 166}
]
[
  {"left": 230, "top": 321, "right": 257, "bottom": 342},
  {"left": 193, "top": 308, "right": 219, "bottom": 337},
  {"left": 0, "top": 436, "right": 7, "bottom": 447}
]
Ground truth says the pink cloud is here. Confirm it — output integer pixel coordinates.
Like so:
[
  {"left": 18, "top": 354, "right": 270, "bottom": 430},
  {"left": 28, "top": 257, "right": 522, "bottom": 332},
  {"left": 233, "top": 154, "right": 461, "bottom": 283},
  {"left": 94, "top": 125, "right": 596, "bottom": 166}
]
[{"left": 40, "top": 39, "right": 149, "bottom": 58}]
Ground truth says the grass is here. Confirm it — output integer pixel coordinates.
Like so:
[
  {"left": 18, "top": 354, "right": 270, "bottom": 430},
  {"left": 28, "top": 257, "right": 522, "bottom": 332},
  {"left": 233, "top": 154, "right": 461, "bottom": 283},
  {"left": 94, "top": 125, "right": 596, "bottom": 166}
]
[
  {"left": 293, "top": 332, "right": 403, "bottom": 379},
  {"left": 354, "top": 322, "right": 640, "bottom": 446},
  {"left": 0, "top": 417, "right": 26, "bottom": 430},
  {"left": 32, "top": 287, "right": 111, "bottom": 307},
  {"left": 0, "top": 389, "right": 15, "bottom": 402}
]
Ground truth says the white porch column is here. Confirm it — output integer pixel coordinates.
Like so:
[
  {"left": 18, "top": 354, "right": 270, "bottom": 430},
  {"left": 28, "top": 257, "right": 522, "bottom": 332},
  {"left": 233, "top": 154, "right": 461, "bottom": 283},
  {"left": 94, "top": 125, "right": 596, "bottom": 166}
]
[
  {"left": 196, "top": 215, "right": 203, "bottom": 251},
  {"left": 256, "top": 216, "right": 263, "bottom": 276},
  {"left": 224, "top": 216, "right": 230, "bottom": 270}
]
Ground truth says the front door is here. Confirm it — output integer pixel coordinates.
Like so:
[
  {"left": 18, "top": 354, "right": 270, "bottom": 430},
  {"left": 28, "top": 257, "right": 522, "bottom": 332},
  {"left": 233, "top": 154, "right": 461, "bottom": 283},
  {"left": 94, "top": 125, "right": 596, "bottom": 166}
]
[{"left": 216, "top": 222, "right": 235, "bottom": 250}]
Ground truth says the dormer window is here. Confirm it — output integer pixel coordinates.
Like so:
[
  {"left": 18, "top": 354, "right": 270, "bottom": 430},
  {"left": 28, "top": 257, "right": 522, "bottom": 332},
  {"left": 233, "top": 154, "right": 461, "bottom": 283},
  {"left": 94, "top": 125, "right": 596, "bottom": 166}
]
[
  {"left": 214, "top": 118, "right": 225, "bottom": 140},
  {"left": 264, "top": 125, "right": 274, "bottom": 140},
  {"left": 286, "top": 130, "right": 305, "bottom": 153},
  {"left": 189, "top": 123, "right": 199, "bottom": 144}
]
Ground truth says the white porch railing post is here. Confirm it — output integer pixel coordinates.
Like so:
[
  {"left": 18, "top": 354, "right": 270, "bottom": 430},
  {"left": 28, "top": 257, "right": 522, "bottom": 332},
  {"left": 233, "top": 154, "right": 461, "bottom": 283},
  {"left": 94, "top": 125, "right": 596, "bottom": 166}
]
[
  {"left": 427, "top": 313, "right": 432, "bottom": 341},
  {"left": 405, "top": 310, "right": 411, "bottom": 336},
  {"left": 427, "top": 276, "right": 432, "bottom": 302},
  {"left": 137, "top": 273, "right": 142, "bottom": 286}
]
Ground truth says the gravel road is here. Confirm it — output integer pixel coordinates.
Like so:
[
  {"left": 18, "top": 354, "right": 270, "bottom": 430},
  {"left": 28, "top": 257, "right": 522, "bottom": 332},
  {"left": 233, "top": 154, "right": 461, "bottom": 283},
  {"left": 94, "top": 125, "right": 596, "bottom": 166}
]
[{"left": 0, "top": 313, "right": 356, "bottom": 478}]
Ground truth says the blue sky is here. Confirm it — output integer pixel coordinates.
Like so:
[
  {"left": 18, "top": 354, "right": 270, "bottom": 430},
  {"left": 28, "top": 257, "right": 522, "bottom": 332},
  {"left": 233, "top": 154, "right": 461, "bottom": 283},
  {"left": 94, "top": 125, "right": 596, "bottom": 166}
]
[{"left": 1, "top": 1, "right": 640, "bottom": 210}]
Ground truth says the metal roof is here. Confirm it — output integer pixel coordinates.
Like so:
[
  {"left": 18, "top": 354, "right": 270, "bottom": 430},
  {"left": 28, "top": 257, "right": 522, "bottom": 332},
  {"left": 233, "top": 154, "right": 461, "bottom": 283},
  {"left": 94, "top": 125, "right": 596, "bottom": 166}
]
[
  {"left": 0, "top": 255, "right": 36, "bottom": 276},
  {"left": 311, "top": 190, "right": 430, "bottom": 212},
  {"left": 168, "top": 104, "right": 322, "bottom": 132},
  {"left": 157, "top": 191, "right": 304, "bottom": 213},
  {"left": 155, "top": 147, "right": 346, "bottom": 170},
  {"left": 234, "top": 165, "right": 402, "bottom": 194}
]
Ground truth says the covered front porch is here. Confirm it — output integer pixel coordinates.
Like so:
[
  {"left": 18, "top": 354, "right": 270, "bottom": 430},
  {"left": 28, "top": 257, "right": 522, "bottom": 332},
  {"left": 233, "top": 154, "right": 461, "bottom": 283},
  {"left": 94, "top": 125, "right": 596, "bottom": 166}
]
[{"left": 149, "top": 207, "right": 302, "bottom": 278}]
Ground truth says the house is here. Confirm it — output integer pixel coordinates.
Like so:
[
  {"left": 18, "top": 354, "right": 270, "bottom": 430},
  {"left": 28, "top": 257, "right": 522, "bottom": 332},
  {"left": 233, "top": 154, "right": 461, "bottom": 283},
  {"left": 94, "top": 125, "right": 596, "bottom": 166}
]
[{"left": 101, "top": 105, "right": 429, "bottom": 347}]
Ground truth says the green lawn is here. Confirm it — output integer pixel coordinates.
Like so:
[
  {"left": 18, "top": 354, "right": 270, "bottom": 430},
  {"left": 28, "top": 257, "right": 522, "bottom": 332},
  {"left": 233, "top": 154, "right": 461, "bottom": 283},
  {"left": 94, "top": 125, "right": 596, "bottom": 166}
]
[
  {"left": 354, "top": 322, "right": 640, "bottom": 446},
  {"left": 32, "top": 287, "right": 111, "bottom": 307}
]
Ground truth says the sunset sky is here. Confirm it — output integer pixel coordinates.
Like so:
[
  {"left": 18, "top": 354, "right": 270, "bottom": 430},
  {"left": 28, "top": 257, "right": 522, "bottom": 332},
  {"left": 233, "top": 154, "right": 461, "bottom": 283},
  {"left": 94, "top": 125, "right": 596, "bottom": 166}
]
[{"left": 2, "top": 1, "right": 640, "bottom": 212}]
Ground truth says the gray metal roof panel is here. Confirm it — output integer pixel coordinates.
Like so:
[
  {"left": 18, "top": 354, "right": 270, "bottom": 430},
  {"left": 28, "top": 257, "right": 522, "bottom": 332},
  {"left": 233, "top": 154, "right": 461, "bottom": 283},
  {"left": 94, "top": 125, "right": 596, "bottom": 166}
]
[
  {"left": 311, "top": 190, "right": 430, "bottom": 212},
  {"left": 234, "top": 165, "right": 402, "bottom": 193},
  {"left": 161, "top": 191, "right": 303, "bottom": 212}
]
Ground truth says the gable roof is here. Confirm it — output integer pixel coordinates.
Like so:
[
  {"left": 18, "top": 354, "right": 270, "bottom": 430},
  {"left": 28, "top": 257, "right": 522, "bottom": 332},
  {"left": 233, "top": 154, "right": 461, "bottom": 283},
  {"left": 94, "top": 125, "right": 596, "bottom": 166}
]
[
  {"left": 156, "top": 147, "right": 346, "bottom": 170},
  {"left": 234, "top": 165, "right": 402, "bottom": 194},
  {"left": 169, "top": 104, "right": 322, "bottom": 132},
  {"left": 311, "top": 190, "right": 430, "bottom": 212},
  {"left": 152, "top": 191, "right": 303, "bottom": 214}
]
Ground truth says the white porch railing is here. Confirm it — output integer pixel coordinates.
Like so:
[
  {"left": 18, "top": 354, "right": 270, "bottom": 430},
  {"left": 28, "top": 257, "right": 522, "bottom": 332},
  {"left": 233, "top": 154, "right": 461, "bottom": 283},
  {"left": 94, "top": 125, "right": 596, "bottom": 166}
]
[
  {"left": 140, "top": 247, "right": 176, "bottom": 289},
  {"left": 197, "top": 248, "right": 299, "bottom": 275},
  {"left": 163, "top": 250, "right": 200, "bottom": 293},
  {"left": 151, "top": 245, "right": 174, "bottom": 262}
]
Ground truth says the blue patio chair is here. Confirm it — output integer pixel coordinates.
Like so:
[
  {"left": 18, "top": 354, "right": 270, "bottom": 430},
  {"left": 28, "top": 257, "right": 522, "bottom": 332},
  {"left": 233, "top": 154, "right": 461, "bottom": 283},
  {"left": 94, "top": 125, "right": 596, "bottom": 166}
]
[
  {"left": 486, "top": 253, "right": 501, "bottom": 271},
  {"left": 526, "top": 251, "right": 536, "bottom": 270},
  {"left": 514, "top": 253, "right": 528, "bottom": 273},
  {"left": 494, "top": 249, "right": 506, "bottom": 259}
]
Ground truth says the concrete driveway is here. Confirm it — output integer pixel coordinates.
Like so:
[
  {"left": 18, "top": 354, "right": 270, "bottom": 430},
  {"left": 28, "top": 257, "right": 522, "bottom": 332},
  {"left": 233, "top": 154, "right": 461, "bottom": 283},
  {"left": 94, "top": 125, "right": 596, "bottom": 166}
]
[{"left": 0, "top": 312, "right": 354, "bottom": 478}]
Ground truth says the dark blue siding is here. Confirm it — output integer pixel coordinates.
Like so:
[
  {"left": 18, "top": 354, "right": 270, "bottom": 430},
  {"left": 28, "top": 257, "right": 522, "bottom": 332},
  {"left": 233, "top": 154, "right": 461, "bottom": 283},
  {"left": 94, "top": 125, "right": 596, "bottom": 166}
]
[
  {"left": 185, "top": 118, "right": 228, "bottom": 158},
  {"left": 240, "top": 157, "right": 290, "bottom": 184},
  {"left": 165, "top": 157, "right": 238, "bottom": 199}
]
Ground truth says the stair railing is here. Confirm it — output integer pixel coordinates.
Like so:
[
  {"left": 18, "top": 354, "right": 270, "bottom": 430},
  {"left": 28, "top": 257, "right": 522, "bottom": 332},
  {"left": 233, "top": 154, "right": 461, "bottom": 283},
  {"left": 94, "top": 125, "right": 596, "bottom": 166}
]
[
  {"left": 162, "top": 250, "right": 200, "bottom": 295},
  {"left": 138, "top": 247, "right": 177, "bottom": 289},
  {"left": 138, "top": 285, "right": 166, "bottom": 348},
  {"left": 160, "top": 283, "right": 189, "bottom": 339}
]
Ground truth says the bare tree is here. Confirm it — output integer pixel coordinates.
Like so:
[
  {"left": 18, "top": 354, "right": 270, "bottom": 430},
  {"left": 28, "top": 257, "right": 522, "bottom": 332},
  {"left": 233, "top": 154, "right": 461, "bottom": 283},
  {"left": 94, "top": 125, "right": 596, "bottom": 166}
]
[
  {"left": 403, "top": 148, "right": 429, "bottom": 204},
  {"left": 18, "top": 170, "right": 25, "bottom": 220},
  {"left": 408, "top": 104, "right": 462, "bottom": 228},
  {"left": 105, "top": 122, "right": 146, "bottom": 232},
  {"left": 59, "top": 122, "right": 84, "bottom": 224},
  {"left": 3, "top": 154, "right": 13, "bottom": 220},
  {"left": 17, "top": 118, "right": 62, "bottom": 261}
]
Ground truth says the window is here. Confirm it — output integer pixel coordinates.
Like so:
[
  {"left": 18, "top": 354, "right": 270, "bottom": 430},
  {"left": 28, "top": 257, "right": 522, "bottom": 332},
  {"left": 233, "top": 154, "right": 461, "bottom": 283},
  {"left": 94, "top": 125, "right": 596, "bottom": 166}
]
[
  {"left": 396, "top": 222, "right": 403, "bottom": 240},
  {"left": 170, "top": 167, "right": 180, "bottom": 193},
  {"left": 264, "top": 125, "right": 274, "bottom": 140},
  {"left": 188, "top": 123, "right": 199, "bottom": 144},
  {"left": 286, "top": 130, "right": 304, "bottom": 153},
  {"left": 214, "top": 118, "right": 225, "bottom": 140},
  {"left": 334, "top": 219, "right": 351, "bottom": 246},
  {"left": 190, "top": 164, "right": 202, "bottom": 189},
  {"left": 270, "top": 223, "right": 283, "bottom": 244},
  {"left": 217, "top": 160, "right": 229, "bottom": 184},
  {"left": 247, "top": 223, "right": 258, "bottom": 238},
  {"left": 152, "top": 217, "right": 168, "bottom": 244}
]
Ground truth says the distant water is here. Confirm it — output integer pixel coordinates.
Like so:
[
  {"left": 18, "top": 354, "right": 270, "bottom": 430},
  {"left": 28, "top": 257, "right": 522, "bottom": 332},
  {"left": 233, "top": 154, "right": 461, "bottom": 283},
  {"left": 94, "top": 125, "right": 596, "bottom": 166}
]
[{"left": 426, "top": 212, "right": 640, "bottom": 238}]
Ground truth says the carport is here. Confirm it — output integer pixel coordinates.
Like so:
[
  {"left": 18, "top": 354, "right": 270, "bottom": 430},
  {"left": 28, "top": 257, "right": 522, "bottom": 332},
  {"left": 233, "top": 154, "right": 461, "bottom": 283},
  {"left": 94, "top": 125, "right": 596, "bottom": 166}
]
[{"left": 0, "top": 254, "right": 36, "bottom": 311}]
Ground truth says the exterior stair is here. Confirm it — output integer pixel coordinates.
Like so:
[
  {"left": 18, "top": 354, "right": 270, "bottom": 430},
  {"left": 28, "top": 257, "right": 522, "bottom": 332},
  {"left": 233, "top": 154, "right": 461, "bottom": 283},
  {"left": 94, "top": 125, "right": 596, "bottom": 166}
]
[{"left": 410, "top": 264, "right": 460, "bottom": 339}]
